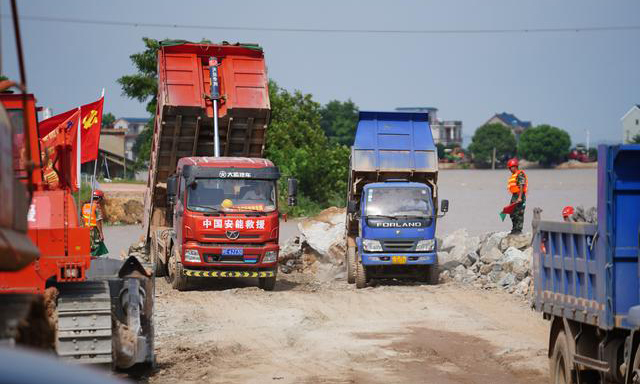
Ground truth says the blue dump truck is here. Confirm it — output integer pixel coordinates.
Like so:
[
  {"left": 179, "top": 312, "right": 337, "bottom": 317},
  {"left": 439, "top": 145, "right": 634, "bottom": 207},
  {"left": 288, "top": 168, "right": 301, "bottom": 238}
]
[
  {"left": 345, "top": 111, "right": 448, "bottom": 288},
  {"left": 534, "top": 145, "right": 640, "bottom": 383}
]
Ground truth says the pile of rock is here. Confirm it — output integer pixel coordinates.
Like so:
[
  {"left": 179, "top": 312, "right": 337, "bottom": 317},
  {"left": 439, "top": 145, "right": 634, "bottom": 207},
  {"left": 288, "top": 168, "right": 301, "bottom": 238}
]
[
  {"left": 438, "top": 229, "right": 533, "bottom": 297},
  {"left": 279, "top": 207, "right": 346, "bottom": 274}
]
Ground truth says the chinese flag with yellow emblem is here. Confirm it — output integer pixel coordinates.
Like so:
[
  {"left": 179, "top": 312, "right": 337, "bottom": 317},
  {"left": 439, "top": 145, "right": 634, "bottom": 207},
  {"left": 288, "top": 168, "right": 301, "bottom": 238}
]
[
  {"left": 38, "top": 97, "right": 104, "bottom": 164},
  {"left": 79, "top": 98, "right": 103, "bottom": 163}
]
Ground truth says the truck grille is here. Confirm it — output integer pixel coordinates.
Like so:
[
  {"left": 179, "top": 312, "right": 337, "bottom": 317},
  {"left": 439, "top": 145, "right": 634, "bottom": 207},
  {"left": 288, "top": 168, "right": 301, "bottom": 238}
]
[
  {"left": 382, "top": 240, "right": 415, "bottom": 252},
  {"left": 203, "top": 253, "right": 258, "bottom": 263}
]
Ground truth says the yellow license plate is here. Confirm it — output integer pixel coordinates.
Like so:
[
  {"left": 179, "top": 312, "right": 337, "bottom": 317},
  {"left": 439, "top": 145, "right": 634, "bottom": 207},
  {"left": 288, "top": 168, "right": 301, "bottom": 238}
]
[{"left": 392, "top": 256, "right": 407, "bottom": 264}]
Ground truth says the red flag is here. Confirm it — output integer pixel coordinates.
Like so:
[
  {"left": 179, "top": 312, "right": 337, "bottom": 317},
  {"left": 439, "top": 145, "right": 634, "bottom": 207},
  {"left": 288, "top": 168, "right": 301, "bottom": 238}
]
[
  {"left": 40, "top": 110, "right": 80, "bottom": 191},
  {"left": 38, "top": 97, "right": 104, "bottom": 163},
  {"left": 79, "top": 98, "right": 103, "bottom": 163}
]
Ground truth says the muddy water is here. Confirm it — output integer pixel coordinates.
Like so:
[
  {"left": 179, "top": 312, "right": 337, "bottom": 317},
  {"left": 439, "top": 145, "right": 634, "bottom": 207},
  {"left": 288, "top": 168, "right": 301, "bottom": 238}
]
[{"left": 437, "top": 168, "right": 597, "bottom": 236}]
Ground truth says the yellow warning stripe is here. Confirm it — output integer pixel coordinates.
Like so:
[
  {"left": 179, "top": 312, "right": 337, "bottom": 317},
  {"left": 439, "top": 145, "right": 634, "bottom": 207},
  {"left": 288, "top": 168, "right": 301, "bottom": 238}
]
[{"left": 183, "top": 269, "right": 275, "bottom": 278}]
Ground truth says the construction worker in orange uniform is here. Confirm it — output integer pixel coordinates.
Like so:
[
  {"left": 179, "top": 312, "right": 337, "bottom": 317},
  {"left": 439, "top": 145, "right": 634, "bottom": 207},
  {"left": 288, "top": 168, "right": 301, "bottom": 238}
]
[
  {"left": 507, "top": 158, "right": 528, "bottom": 235},
  {"left": 82, "top": 190, "right": 105, "bottom": 251}
]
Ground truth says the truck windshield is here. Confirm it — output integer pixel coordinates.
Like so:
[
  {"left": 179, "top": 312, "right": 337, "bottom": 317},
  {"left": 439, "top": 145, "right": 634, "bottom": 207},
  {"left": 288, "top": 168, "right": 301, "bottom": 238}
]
[
  {"left": 364, "top": 187, "right": 433, "bottom": 218},
  {"left": 187, "top": 178, "right": 276, "bottom": 213}
]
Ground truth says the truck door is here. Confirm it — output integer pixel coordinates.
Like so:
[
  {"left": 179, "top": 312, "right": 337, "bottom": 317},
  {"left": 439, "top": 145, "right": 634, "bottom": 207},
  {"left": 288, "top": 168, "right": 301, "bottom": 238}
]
[{"left": 174, "top": 174, "right": 185, "bottom": 254}]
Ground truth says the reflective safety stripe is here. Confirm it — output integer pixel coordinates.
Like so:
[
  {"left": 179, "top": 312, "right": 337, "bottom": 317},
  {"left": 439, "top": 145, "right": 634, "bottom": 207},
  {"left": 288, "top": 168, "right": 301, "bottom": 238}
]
[{"left": 183, "top": 269, "right": 275, "bottom": 278}]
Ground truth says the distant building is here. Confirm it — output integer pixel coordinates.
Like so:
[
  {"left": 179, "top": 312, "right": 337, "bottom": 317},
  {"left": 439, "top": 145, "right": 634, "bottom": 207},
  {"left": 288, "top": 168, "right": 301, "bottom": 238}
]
[
  {"left": 622, "top": 105, "right": 640, "bottom": 144},
  {"left": 484, "top": 112, "right": 532, "bottom": 141},
  {"left": 114, "top": 117, "right": 149, "bottom": 160},
  {"left": 395, "top": 107, "right": 463, "bottom": 146}
]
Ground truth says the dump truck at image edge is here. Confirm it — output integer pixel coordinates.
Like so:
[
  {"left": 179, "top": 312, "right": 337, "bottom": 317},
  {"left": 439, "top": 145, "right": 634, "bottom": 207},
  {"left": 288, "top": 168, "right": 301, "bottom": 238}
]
[
  {"left": 144, "top": 41, "right": 297, "bottom": 292},
  {"left": 345, "top": 111, "right": 449, "bottom": 288},
  {"left": 533, "top": 144, "right": 640, "bottom": 383}
]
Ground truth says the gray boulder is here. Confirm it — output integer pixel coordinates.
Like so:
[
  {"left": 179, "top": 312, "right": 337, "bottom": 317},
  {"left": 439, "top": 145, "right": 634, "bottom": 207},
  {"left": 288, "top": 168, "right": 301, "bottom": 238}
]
[
  {"left": 499, "top": 233, "right": 533, "bottom": 252},
  {"left": 440, "top": 228, "right": 469, "bottom": 253},
  {"left": 479, "top": 231, "right": 509, "bottom": 257},
  {"left": 502, "top": 247, "right": 529, "bottom": 279},
  {"left": 480, "top": 247, "right": 503, "bottom": 264},
  {"left": 464, "top": 252, "right": 479, "bottom": 268},
  {"left": 497, "top": 273, "right": 517, "bottom": 288}
]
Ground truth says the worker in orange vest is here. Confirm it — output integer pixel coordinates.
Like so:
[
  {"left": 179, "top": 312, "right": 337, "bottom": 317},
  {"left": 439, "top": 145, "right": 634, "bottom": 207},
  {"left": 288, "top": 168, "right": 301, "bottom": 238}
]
[
  {"left": 507, "top": 158, "right": 527, "bottom": 235},
  {"left": 82, "top": 190, "right": 105, "bottom": 249}
]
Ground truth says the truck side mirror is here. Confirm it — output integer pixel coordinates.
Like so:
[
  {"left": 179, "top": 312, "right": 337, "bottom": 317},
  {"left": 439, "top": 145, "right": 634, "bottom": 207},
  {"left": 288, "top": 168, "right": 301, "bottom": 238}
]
[
  {"left": 347, "top": 200, "right": 357, "bottom": 214},
  {"left": 166, "top": 175, "right": 177, "bottom": 204},
  {"left": 440, "top": 199, "right": 449, "bottom": 213},
  {"left": 287, "top": 178, "right": 298, "bottom": 206}
]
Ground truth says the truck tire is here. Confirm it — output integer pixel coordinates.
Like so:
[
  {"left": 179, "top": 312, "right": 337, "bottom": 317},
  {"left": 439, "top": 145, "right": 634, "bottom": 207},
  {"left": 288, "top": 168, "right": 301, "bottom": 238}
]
[
  {"left": 422, "top": 264, "right": 439, "bottom": 285},
  {"left": 151, "top": 235, "right": 166, "bottom": 277},
  {"left": 355, "top": 259, "right": 368, "bottom": 289},
  {"left": 346, "top": 245, "right": 356, "bottom": 284},
  {"left": 549, "top": 330, "right": 574, "bottom": 384},
  {"left": 169, "top": 248, "right": 189, "bottom": 291},
  {"left": 258, "top": 269, "right": 277, "bottom": 291}
]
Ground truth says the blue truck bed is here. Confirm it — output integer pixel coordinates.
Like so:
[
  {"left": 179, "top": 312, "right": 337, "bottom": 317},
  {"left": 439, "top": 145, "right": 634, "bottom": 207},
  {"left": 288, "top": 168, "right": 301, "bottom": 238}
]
[
  {"left": 351, "top": 111, "right": 437, "bottom": 174},
  {"left": 534, "top": 145, "right": 640, "bottom": 330}
]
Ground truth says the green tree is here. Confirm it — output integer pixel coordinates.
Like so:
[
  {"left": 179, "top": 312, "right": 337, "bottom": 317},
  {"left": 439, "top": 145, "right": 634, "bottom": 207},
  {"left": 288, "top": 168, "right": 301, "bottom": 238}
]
[
  {"left": 102, "top": 112, "right": 116, "bottom": 128},
  {"left": 265, "top": 80, "right": 349, "bottom": 211},
  {"left": 468, "top": 124, "right": 516, "bottom": 167},
  {"left": 631, "top": 134, "right": 640, "bottom": 144},
  {"left": 320, "top": 100, "right": 358, "bottom": 146},
  {"left": 519, "top": 124, "right": 571, "bottom": 167},
  {"left": 436, "top": 143, "right": 445, "bottom": 159},
  {"left": 117, "top": 37, "right": 159, "bottom": 169}
]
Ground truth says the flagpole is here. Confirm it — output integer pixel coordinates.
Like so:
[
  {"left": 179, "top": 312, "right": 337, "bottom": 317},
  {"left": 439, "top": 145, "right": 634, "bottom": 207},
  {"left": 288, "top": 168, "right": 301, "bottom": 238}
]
[
  {"left": 77, "top": 107, "right": 82, "bottom": 220},
  {"left": 89, "top": 88, "right": 103, "bottom": 227}
]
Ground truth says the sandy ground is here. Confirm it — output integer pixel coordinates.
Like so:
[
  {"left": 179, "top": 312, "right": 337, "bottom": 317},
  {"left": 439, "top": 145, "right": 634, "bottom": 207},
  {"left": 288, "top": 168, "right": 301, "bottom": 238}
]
[
  {"left": 100, "top": 169, "right": 597, "bottom": 383},
  {"left": 146, "top": 275, "right": 548, "bottom": 384}
]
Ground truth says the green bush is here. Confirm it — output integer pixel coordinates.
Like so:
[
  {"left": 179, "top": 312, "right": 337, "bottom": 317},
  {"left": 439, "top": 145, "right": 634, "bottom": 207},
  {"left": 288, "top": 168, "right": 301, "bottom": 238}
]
[
  {"left": 519, "top": 125, "right": 571, "bottom": 167},
  {"left": 468, "top": 124, "right": 516, "bottom": 167}
]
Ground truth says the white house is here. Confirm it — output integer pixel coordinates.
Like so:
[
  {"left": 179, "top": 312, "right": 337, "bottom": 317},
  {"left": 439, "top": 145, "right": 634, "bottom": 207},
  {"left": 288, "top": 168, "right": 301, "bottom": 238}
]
[
  {"left": 622, "top": 105, "right": 640, "bottom": 144},
  {"left": 113, "top": 117, "right": 149, "bottom": 160}
]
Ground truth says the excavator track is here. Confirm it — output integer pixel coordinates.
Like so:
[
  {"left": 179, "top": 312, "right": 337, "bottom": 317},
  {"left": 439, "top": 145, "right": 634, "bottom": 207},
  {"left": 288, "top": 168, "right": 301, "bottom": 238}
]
[{"left": 56, "top": 281, "right": 113, "bottom": 365}]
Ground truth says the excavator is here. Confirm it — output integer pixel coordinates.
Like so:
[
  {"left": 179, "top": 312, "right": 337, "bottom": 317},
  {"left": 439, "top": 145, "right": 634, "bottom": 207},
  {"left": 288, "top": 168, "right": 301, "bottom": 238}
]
[{"left": 0, "top": 1, "right": 153, "bottom": 370}]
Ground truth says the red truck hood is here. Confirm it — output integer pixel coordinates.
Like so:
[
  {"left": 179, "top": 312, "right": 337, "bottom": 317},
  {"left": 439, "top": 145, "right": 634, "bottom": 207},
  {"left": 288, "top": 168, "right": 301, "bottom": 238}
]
[{"left": 184, "top": 211, "right": 279, "bottom": 243}]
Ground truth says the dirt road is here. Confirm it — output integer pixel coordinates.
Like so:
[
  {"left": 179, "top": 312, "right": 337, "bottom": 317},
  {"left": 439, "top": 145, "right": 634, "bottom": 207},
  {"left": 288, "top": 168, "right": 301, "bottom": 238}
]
[{"left": 148, "top": 272, "right": 548, "bottom": 384}]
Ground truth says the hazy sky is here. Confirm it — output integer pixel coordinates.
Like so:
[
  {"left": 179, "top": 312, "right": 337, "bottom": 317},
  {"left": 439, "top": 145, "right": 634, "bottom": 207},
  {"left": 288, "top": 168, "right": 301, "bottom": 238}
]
[{"left": 2, "top": 0, "right": 638, "bottom": 145}]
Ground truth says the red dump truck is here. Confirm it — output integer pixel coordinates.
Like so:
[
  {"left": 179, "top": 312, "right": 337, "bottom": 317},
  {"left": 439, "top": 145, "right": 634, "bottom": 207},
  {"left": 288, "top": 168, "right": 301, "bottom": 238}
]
[{"left": 144, "top": 41, "right": 296, "bottom": 291}]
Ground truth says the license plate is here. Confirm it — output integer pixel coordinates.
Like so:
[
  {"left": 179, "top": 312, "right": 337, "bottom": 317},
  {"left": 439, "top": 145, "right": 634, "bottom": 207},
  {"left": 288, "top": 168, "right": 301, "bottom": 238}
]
[
  {"left": 392, "top": 256, "right": 407, "bottom": 264},
  {"left": 222, "top": 248, "right": 244, "bottom": 256}
]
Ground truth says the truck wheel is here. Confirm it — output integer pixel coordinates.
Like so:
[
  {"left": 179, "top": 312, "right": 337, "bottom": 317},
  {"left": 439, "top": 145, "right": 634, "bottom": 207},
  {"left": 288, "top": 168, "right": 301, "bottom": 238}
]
[
  {"left": 355, "top": 260, "right": 368, "bottom": 289},
  {"left": 549, "top": 330, "right": 574, "bottom": 384},
  {"left": 151, "top": 236, "right": 165, "bottom": 277},
  {"left": 422, "top": 264, "right": 439, "bottom": 285},
  {"left": 258, "top": 269, "right": 277, "bottom": 291},
  {"left": 169, "top": 248, "right": 189, "bottom": 291},
  {"left": 631, "top": 345, "right": 640, "bottom": 384},
  {"left": 346, "top": 245, "right": 356, "bottom": 284}
]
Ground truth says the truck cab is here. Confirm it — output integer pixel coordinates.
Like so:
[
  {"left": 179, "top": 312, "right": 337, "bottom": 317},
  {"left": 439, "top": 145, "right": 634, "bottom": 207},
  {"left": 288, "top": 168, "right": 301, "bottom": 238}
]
[
  {"left": 164, "top": 157, "right": 281, "bottom": 290},
  {"left": 358, "top": 182, "right": 438, "bottom": 266}
]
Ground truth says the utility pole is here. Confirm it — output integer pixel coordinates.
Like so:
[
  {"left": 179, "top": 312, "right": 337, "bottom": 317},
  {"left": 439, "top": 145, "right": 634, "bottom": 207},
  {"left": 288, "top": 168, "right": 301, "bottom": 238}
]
[
  {"left": 491, "top": 147, "right": 496, "bottom": 170},
  {"left": 586, "top": 129, "right": 591, "bottom": 152}
]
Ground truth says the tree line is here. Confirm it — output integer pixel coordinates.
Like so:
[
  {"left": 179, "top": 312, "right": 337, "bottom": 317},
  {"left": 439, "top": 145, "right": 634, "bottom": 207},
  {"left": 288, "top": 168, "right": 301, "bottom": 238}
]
[{"left": 116, "top": 38, "right": 625, "bottom": 214}]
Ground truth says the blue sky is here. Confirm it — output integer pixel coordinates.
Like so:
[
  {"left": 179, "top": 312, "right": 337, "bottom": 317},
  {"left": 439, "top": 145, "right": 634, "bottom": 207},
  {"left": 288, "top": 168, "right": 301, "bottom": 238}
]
[{"left": 2, "top": 0, "right": 638, "bottom": 145}]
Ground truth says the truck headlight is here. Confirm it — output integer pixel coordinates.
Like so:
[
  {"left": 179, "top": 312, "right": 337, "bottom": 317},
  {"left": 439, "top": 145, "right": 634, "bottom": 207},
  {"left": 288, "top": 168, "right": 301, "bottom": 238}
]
[
  {"left": 362, "top": 239, "right": 382, "bottom": 252},
  {"left": 416, "top": 239, "right": 435, "bottom": 252},
  {"left": 263, "top": 251, "right": 278, "bottom": 263},
  {"left": 184, "top": 249, "right": 201, "bottom": 262}
]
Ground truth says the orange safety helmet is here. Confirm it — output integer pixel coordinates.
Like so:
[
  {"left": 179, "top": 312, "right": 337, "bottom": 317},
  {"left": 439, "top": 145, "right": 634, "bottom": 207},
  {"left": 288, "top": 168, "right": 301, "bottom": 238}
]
[
  {"left": 562, "top": 206, "right": 574, "bottom": 218},
  {"left": 507, "top": 158, "right": 519, "bottom": 168},
  {"left": 92, "top": 189, "right": 104, "bottom": 200}
]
